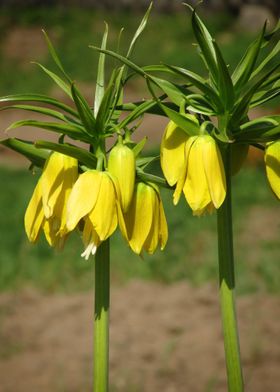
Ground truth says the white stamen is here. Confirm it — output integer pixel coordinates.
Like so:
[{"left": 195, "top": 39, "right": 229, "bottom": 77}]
[{"left": 81, "top": 242, "right": 97, "bottom": 260}]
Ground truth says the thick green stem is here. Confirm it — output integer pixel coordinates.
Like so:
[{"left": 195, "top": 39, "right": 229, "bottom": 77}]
[
  {"left": 94, "top": 239, "right": 110, "bottom": 392},
  {"left": 217, "top": 146, "right": 244, "bottom": 392}
]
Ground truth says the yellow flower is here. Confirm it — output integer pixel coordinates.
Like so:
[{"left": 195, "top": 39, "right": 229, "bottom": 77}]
[
  {"left": 66, "top": 170, "right": 118, "bottom": 260},
  {"left": 161, "top": 128, "right": 226, "bottom": 215},
  {"left": 160, "top": 120, "right": 189, "bottom": 186},
  {"left": 24, "top": 152, "right": 78, "bottom": 248},
  {"left": 119, "top": 182, "right": 168, "bottom": 255},
  {"left": 108, "top": 142, "right": 135, "bottom": 212},
  {"left": 265, "top": 141, "right": 280, "bottom": 199}
]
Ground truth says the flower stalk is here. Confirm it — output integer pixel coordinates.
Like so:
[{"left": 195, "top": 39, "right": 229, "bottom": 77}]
[
  {"left": 94, "top": 239, "right": 110, "bottom": 392},
  {"left": 217, "top": 145, "right": 244, "bottom": 392}
]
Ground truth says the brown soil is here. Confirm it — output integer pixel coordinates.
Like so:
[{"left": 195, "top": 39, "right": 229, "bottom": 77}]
[{"left": 0, "top": 281, "right": 279, "bottom": 392}]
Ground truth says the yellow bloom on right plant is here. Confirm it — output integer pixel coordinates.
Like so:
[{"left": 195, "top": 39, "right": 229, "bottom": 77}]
[{"left": 161, "top": 122, "right": 226, "bottom": 216}]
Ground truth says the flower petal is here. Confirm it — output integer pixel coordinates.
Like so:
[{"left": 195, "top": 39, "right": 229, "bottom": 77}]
[
  {"left": 183, "top": 137, "right": 211, "bottom": 214},
  {"left": 202, "top": 136, "right": 226, "bottom": 208},
  {"left": 173, "top": 136, "right": 197, "bottom": 205},
  {"left": 88, "top": 173, "right": 117, "bottom": 241},
  {"left": 160, "top": 121, "right": 189, "bottom": 186},
  {"left": 24, "top": 179, "right": 44, "bottom": 242},
  {"left": 66, "top": 170, "right": 101, "bottom": 231},
  {"left": 124, "top": 182, "right": 155, "bottom": 254},
  {"left": 265, "top": 141, "right": 280, "bottom": 199}
]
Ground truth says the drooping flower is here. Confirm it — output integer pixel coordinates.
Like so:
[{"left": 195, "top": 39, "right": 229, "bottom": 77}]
[
  {"left": 161, "top": 123, "right": 226, "bottom": 215},
  {"left": 108, "top": 142, "right": 135, "bottom": 212},
  {"left": 160, "top": 120, "right": 189, "bottom": 186},
  {"left": 66, "top": 170, "right": 119, "bottom": 260},
  {"left": 24, "top": 152, "right": 78, "bottom": 248},
  {"left": 119, "top": 182, "right": 168, "bottom": 255},
  {"left": 264, "top": 141, "right": 280, "bottom": 199}
]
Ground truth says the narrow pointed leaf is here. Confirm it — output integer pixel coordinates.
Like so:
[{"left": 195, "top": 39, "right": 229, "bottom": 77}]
[
  {"left": 95, "top": 73, "right": 117, "bottom": 132},
  {"left": 232, "top": 22, "right": 266, "bottom": 92},
  {"left": 35, "top": 140, "right": 97, "bottom": 167},
  {"left": 213, "top": 41, "right": 234, "bottom": 110},
  {"left": 232, "top": 63, "right": 280, "bottom": 125},
  {"left": 34, "top": 62, "right": 72, "bottom": 98},
  {"left": 90, "top": 46, "right": 147, "bottom": 78},
  {"left": 164, "top": 64, "right": 222, "bottom": 111},
  {"left": 7, "top": 119, "right": 91, "bottom": 142},
  {"left": 159, "top": 103, "right": 200, "bottom": 136},
  {"left": 126, "top": 2, "right": 152, "bottom": 58},
  {"left": 191, "top": 8, "right": 218, "bottom": 83},
  {"left": 133, "top": 137, "right": 147, "bottom": 157},
  {"left": 0, "top": 137, "right": 49, "bottom": 166},
  {"left": 94, "top": 23, "right": 108, "bottom": 117},
  {"left": 0, "top": 104, "right": 80, "bottom": 124},
  {"left": 0, "top": 94, "right": 78, "bottom": 117},
  {"left": 71, "top": 83, "right": 96, "bottom": 136},
  {"left": 235, "top": 116, "right": 280, "bottom": 142},
  {"left": 42, "top": 29, "right": 72, "bottom": 83}
]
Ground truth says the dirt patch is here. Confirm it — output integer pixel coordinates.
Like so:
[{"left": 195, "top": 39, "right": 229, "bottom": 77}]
[
  {"left": 0, "top": 281, "right": 279, "bottom": 392},
  {"left": 2, "top": 26, "right": 49, "bottom": 67}
]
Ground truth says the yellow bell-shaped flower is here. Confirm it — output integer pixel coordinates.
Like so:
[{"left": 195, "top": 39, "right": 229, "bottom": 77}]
[
  {"left": 265, "top": 141, "right": 280, "bottom": 199},
  {"left": 24, "top": 152, "right": 78, "bottom": 248},
  {"left": 108, "top": 142, "right": 135, "bottom": 212},
  {"left": 161, "top": 129, "right": 226, "bottom": 216},
  {"left": 66, "top": 170, "right": 118, "bottom": 259},
  {"left": 119, "top": 182, "right": 168, "bottom": 255},
  {"left": 160, "top": 120, "right": 189, "bottom": 186}
]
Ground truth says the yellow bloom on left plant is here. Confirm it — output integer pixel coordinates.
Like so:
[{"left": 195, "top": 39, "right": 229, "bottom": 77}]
[
  {"left": 24, "top": 152, "right": 78, "bottom": 248},
  {"left": 66, "top": 170, "right": 119, "bottom": 260}
]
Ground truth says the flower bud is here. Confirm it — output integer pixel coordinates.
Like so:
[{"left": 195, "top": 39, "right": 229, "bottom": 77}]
[{"left": 108, "top": 143, "right": 135, "bottom": 212}]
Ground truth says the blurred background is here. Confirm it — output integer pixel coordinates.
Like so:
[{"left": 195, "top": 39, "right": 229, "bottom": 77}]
[{"left": 0, "top": 1, "right": 279, "bottom": 391}]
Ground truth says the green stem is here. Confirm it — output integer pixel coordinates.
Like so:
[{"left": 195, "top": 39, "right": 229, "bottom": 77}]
[
  {"left": 217, "top": 146, "right": 244, "bottom": 392},
  {"left": 94, "top": 239, "right": 110, "bottom": 392}
]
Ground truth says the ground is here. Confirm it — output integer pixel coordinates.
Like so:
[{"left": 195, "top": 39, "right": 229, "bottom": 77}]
[{"left": 0, "top": 281, "right": 279, "bottom": 392}]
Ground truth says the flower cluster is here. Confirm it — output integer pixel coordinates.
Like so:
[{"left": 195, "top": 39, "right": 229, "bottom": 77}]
[{"left": 25, "top": 143, "right": 168, "bottom": 259}]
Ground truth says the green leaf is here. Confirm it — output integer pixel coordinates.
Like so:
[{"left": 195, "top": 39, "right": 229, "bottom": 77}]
[
  {"left": 0, "top": 94, "right": 78, "bottom": 117},
  {"left": 251, "top": 39, "right": 280, "bottom": 79},
  {"left": 186, "top": 94, "right": 216, "bottom": 115},
  {"left": 0, "top": 137, "right": 49, "bottom": 167},
  {"left": 232, "top": 22, "right": 266, "bottom": 92},
  {"left": 42, "top": 29, "right": 72, "bottom": 83},
  {"left": 191, "top": 8, "right": 218, "bottom": 83},
  {"left": 71, "top": 83, "right": 96, "bottom": 136},
  {"left": 250, "top": 87, "right": 280, "bottom": 107},
  {"left": 213, "top": 41, "right": 234, "bottom": 110},
  {"left": 151, "top": 77, "right": 189, "bottom": 106},
  {"left": 126, "top": 2, "right": 152, "bottom": 59},
  {"left": 159, "top": 103, "right": 200, "bottom": 136},
  {"left": 231, "top": 63, "right": 280, "bottom": 126},
  {"left": 163, "top": 64, "right": 222, "bottom": 111},
  {"left": 89, "top": 46, "right": 147, "bottom": 78},
  {"left": 7, "top": 119, "right": 91, "bottom": 142},
  {"left": 119, "top": 100, "right": 158, "bottom": 130},
  {"left": 0, "top": 104, "right": 80, "bottom": 124},
  {"left": 132, "top": 137, "right": 147, "bottom": 157},
  {"left": 95, "top": 68, "right": 122, "bottom": 132},
  {"left": 33, "top": 62, "right": 72, "bottom": 98},
  {"left": 35, "top": 140, "right": 97, "bottom": 167},
  {"left": 94, "top": 23, "right": 108, "bottom": 117},
  {"left": 235, "top": 116, "right": 280, "bottom": 142}
]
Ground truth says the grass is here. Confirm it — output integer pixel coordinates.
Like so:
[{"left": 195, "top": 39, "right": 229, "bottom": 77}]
[{"left": 0, "top": 162, "right": 279, "bottom": 294}]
